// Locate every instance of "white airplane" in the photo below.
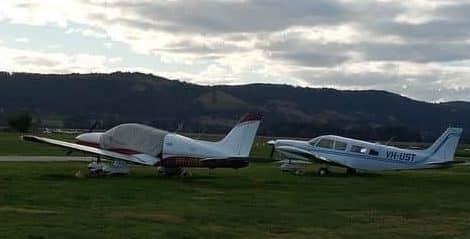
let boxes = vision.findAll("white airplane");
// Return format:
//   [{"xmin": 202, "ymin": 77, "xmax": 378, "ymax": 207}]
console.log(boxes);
[
  {"xmin": 23, "ymin": 112, "xmax": 262, "ymax": 176},
  {"xmin": 268, "ymin": 127, "xmax": 464, "ymax": 176}
]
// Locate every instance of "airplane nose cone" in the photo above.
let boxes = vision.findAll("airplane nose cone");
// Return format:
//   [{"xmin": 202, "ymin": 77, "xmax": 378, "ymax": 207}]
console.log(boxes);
[{"xmin": 76, "ymin": 132, "xmax": 102, "ymax": 144}]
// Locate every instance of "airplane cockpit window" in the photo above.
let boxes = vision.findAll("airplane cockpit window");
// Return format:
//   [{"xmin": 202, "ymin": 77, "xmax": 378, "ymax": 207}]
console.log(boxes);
[
  {"xmin": 334, "ymin": 141, "xmax": 348, "ymax": 151},
  {"xmin": 317, "ymin": 139, "xmax": 334, "ymax": 149},
  {"xmin": 351, "ymin": 145, "xmax": 368, "ymax": 154},
  {"xmin": 369, "ymin": 149, "xmax": 379, "ymax": 156}
]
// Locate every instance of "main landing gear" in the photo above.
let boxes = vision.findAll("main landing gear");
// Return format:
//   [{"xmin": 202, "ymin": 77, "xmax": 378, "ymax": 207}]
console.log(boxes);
[
  {"xmin": 87, "ymin": 156, "xmax": 130, "ymax": 176},
  {"xmin": 280, "ymin": 162, "xmax": 304, "ymax": 175},
  {"xmin": 157, "ymin": 167, "xmax": 192, "ymax": 177}
]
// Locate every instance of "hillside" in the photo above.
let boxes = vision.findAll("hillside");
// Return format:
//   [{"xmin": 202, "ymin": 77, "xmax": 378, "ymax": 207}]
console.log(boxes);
[{"xmin": 1, "ymin": 71, "xmax": 469, "ymax": 142}]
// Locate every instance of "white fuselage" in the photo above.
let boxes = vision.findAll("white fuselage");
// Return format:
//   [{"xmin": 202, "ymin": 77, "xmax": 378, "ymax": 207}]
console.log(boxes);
[
  {"xmin": 160, "ymin": 134, "xmax": 235, "ymax": 159},
  {"xmin": 77, "ymin": 132, "xmax": 235, "ymax": 159},
  {"xmin": 273, "ymin": 129, "xmax": 462, "ymax": 172}
]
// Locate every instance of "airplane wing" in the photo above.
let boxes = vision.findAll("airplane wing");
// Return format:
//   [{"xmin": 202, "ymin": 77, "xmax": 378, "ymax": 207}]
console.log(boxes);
[
  {"xmin": 276, "ymin": 145, "xmax": 350, "ymax": 168},
  {"xmin": 22, "ymin": 135, "xmax": 159, "ymax": 166}
]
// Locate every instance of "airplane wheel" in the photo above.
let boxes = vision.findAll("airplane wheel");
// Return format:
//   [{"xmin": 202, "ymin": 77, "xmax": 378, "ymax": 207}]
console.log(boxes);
[
  {"xmin": 294, "ymin": 169, "xmax": 304, "ymax": 175},
  {"xmin": 318, "ymin": 167, "xmax": 329, "ymax": 176}
]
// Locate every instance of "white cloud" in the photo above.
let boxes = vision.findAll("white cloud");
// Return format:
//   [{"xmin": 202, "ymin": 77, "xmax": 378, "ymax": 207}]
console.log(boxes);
[
  {"xmin": 0, "ymin": 46, "xmax": 115, "ymax": 73},
  {"xmin": 15, "ymin": 37, "xmax": 29, "ymax": 43},
  {"xmin": 1, "ymin": 0, "xmax": 470, "ymax": 101},
  {"xmin": 65, "ymin": 27, "xmax": 107, "ymax": 38}
]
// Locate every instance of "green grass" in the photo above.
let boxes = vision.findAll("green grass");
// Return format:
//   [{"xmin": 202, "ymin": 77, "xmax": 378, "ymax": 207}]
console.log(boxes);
[
  {"xmin": 1, "ymin": 163, "xmax": 470, "ymax": 238},
  {"xmin": 0, "ymin": 132, "xmax": 77, "ymax": 156},
  {"xmin": 2, "ymin": 132, "xmax": 470, "ymax": 238}
]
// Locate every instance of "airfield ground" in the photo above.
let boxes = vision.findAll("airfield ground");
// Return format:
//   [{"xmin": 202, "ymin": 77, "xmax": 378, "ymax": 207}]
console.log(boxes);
[{"xmin": 1, "ymin": 132, "xmax": 470, "ymax": 238}]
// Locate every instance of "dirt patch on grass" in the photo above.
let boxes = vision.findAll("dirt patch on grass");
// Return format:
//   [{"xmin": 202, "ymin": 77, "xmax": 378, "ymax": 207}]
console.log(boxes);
[{"xmin": 0, "ymin": 206, "xmax": 59, "ymax": 215}]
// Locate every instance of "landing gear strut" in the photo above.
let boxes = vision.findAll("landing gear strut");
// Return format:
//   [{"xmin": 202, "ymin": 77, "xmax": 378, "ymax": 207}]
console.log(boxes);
[
  {"xmin": 87, "ymin": 157, "xmax": 130, "ymax": 176},
  {"xmin": 157, "ymin": 167, "xmax": 192, "ymax": 177}
]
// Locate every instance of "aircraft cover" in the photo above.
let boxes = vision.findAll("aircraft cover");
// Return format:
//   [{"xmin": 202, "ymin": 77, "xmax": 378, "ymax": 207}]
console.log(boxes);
[{"xmin": 100, "ymin": 123, "xmax": 168, "ymax": 156}]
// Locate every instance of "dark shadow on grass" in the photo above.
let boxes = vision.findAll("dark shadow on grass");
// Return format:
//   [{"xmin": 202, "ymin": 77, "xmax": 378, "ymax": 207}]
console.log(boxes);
[
  {"xmin": 36, "ymin": 172, "xmax": 219, "ymax": 181},
  {"xmin": 302, "ymin": 171, "xmax": 382, "ymax": 178},
  {"xmin": 37, "ymin": 174, "xmax": 79, "ymax": 181}
]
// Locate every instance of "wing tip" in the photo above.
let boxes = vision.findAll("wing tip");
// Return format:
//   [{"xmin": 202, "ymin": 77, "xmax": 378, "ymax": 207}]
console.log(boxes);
[{"xmin": 21, "ymin": 135, "xmax": 40, "ymax": 142}]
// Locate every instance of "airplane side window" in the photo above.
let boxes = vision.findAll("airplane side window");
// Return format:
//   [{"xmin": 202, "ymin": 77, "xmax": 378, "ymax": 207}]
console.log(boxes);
[
  {"xmin": 334, "ymin": 141, "xmax": 348, "ymax": 151},
  {"xmin": 317, "ymin": 139, "xmax": 334, "ymax": 149},
  {"xmin": 369, "ymin": 149, "xmax": 379, "ymax": 156},
  {"xmin": 351, "ymin": 145, "xmax": 367, "ymax": 154}
]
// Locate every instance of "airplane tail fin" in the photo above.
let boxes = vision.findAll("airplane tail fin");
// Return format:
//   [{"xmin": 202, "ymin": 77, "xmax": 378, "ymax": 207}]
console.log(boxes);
[
  {"xmin": 424, "ymin": 127, "xmax": 463, "ymax": 163},
  {"xmin": 215, "ymin": 112, "xmax": 263, "ymax": 157}
]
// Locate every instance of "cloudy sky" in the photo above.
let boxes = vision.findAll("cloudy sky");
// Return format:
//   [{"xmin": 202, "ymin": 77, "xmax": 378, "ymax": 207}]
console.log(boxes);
[{"xmin": 1, "ymin": 0, "xmax": 470, "ymax": 102}]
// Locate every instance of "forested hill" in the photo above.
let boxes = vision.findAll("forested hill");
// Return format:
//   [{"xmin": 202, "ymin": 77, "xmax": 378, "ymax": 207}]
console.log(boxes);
[{"xmin": 1, "ymin": 71, "xmax": 469, "ymax": 142}]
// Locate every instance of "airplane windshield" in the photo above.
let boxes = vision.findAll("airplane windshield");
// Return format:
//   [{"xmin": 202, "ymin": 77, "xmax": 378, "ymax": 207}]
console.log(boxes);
[
  {"xmin": 317, "ymin": 139, "xmax": 334, "ymax": 149},
  {"xmin": 309, "ymin": 138, "xmax": 320, "ymax": 145}
]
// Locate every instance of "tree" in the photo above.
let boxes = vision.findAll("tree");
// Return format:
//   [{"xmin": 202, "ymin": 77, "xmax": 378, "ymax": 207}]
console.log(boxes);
[{"xmin": 8, "ymin": 109, "xmax": 32, "ymax": 132}]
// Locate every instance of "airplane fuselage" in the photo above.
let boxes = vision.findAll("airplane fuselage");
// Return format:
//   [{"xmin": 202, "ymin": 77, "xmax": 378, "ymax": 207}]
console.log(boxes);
[
  {"xmin": 76, "ymin": 132, "xmax": 248, "ymax": 169},
  {"xmin": 273, "ymin": 128, "xmax": 463, "ymax": 172}
]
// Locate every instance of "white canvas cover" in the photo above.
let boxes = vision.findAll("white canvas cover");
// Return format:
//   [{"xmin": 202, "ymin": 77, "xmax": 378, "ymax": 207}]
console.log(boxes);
[{"xmin": 100, "ymin": 123, "xmax": 168, "ymax": 156}]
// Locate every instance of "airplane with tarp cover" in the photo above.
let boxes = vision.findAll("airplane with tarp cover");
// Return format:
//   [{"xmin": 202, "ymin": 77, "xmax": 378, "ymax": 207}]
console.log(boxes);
[
  {"xmin": 23, "ymin": 112, "xmax": 263, "ymax": 176},
  {"xmin": 267, "ymin": 127, "xmax": 464, "ymax": 176}
]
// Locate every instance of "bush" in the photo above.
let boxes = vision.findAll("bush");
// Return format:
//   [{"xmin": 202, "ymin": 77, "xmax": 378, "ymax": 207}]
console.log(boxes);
[{"xmin": 8, "ymin": 109, "xmax": 32, "ymax": 132}]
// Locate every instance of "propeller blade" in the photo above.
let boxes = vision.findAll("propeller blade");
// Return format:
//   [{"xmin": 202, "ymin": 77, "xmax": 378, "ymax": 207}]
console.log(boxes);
[
  {"xmin": 269, "ymin": 146, "xmax": 275, "ymax": 159},
  {"xmin": 267, "ymin": 140, "xmax": 276, "ymax": 159}
]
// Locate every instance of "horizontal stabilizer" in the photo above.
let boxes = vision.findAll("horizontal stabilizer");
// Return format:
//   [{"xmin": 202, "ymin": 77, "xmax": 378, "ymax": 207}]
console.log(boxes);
[{"xmin": 276, "ymin": 159, "xmax": 312, "ymax": 165}]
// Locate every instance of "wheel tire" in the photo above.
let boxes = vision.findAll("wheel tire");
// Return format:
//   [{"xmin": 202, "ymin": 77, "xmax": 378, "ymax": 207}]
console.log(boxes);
[{"xmin": 318, "ymin": 168, "xmax": 329, "ymax": 176}]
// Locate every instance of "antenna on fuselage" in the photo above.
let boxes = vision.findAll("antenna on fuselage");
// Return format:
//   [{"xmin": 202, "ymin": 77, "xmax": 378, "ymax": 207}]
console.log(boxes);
[{"xmin": 384, "ymin": 136, "xmax": 395, "ymax": 146}]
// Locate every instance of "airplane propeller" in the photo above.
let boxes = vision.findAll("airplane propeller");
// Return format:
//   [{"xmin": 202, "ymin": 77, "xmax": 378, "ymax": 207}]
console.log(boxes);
[
  {"xmin": 65, "ymin": 121, "xmax": 99, "ymax": 156},
  {"xmin": 267, "ymin": 140, "xmax": 276, "ymax": 160},
  {"xmin": 87, "ymin": 121, "xmax": 99, "ymax": 133}
]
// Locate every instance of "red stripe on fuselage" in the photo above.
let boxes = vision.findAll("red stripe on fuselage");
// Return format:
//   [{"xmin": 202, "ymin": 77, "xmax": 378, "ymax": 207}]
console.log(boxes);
[
  {"xmin": 157, "ymin": 157, "xmax": 202, "ymax": 168},
  {"xmin": 158, "ymin": 156, "xmax": 249, "ymax": 169}
]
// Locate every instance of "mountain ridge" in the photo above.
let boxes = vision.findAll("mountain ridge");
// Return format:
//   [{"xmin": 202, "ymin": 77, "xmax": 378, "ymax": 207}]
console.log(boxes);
[{"xmin": 1, "ymin": 71, "xmax": 469, "ymax": 142}]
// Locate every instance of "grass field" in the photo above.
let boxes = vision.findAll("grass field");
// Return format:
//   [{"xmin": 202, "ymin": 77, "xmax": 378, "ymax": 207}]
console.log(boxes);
[
  {"xmin": 2, "ymin": 163, "xmax": 470, "ymax": 238},
  {"xmin": 2, "ymin": 132, "xmax": 470, "ymax": 238}
]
